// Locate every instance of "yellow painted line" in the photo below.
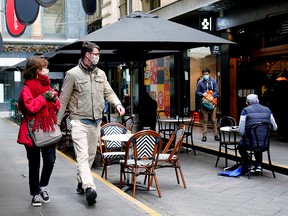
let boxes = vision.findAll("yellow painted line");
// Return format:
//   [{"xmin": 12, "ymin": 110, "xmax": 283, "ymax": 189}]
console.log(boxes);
[
  {"xmin": 57, "ymin": 150, "xmax": 161, "ymax": 216},
  {"xmin": 194, "ymin": 143, "xmax": 288, "ymax": 169}
]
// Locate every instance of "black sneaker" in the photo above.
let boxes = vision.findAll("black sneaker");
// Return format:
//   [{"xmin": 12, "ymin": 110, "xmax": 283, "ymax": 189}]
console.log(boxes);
[
  {"xmin": 40, "ymin": 190, "xmax": 50, "ymax": 203},
  {"xmin": 76, "ymin": 182, "xmax": 85, "ymax": 195},
  {"xmin": 249, "ymin": 166, "xmax": 255, "ymax": 174},
  {"xmin": 31, "ymin": 194, "xmax": 42, "ymax": 207},
  {"xmin": 202, "ymin": 136, "xmax": 207, "ymax": 142},
  {"xmin": 86, "ymin": 188, "xmax": 97, "ymax": 206},
  {"xmin": 255, "ymin": 166, "xmax": 263, "ymax": 175},
  {"xmin": 214, "ymin": 136, "xmax": 220, "ymax": 141}
]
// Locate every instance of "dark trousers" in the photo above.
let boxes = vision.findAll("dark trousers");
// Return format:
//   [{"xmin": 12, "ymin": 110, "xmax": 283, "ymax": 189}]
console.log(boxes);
[
  {"xmin": 238, "ymin": 140, "xmax": 262, "ymax": 168},
  {"xmin": 25, "ymin": 144, "xmax": 56, "ymax": 196}
]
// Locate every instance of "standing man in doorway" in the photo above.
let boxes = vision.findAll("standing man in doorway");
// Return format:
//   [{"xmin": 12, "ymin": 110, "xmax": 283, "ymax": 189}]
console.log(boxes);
[
  {"xmin": 57, "ymin": 41, "xmax": 125, "ymax": 206},
  {"xmin": 196, "ymin": 68, "xmax": 220, "ymax": 142}
]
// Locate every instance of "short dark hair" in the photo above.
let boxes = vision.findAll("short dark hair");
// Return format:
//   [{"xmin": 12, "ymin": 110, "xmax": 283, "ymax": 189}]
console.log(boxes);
[
  {"xmin": 202, "ymin": 68, "xmax": 210, "ymax": 74},
  {"xmin": 81, "ymin": 41, "xmax": 100, "ymax": 58},
  {"xmin": 22, "ymin": 57, "xmax": 48, "ymax": 80}
]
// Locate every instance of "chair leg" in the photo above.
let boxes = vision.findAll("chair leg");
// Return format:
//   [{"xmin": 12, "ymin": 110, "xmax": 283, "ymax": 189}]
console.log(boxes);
[
  {"xmin": 215, "ymin": 144, "xmax": 222, "ymax": 167},
  {"xmin": 101, "ymin": 160, "xmax": 108, "ymax": 180},
  {"xmin": 225, "ymin": 145, "xmax": 228, "ymax": 167},
  {"xmin": 234, "ymin": 144, "xmax": 238, "ymax": 164},
  {"xmin": 174, "ymin": 167, "xmax": 180, "ymax": 184},
  {"xmin": 267, "ymin": 150, "xmax": 276, "ymax": 178},
  {"xmin": 186, "ymin": 136, "xmax": 188, "ymax": 154},
  {"xmin": 132, "ymin": 174, "xmax": 137, "ymax": 198},
  {"xmin": 152, "ymin": 171, "xmax": 162, "ymax": 198},
  {"xmin": 119, "ymin": 164, "xmax": 123, "ymax": 189},
  {"xmin": 248, "ymin": 151, "xmax": 253, "ymax": 179},
  {"xmin": 177, "ymin": 160, "xmax": 187, "ymax": 188},
  {"xmin": 186, "ymin": 134, "xmax": 196, "ymax": 155}
]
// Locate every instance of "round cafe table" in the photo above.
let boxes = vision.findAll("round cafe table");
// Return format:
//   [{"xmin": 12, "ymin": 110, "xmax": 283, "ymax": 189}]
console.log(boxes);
[
  {"xmin": 157, "ymin": 117, "xmax": 192, "ymax": 124},
  {"xmin": 101, "ymin": 133, "xmax": 133, "ymax": 142},
  {"xmin": 216, "ymin": 126, "xmax": 240, "ymax": 168}
]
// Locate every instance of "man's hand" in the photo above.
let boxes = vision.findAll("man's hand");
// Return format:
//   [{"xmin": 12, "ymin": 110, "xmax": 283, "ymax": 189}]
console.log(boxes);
[
  {"xmin": 116, "ymin": 105, "xmax": 125, "ymax": 116},
  {"xmin": 203, "ymin": 92, "xmax": 207, "ymax": 97}
]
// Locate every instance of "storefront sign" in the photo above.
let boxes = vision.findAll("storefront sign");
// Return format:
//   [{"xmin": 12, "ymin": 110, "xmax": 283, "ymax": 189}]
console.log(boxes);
[
  {"xmin": 5, "ymin": 0, "xmax": 26, "ymax": 37},
  {"xmin": 200, "ymin": 17, "xmax": 212, "ymax": 31}
]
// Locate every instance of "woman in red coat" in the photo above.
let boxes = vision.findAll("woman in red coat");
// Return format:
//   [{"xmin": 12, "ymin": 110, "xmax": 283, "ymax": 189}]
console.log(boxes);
[{"xmin": 17, "ymin": 57, "xmax": 60, "ymax": 207}]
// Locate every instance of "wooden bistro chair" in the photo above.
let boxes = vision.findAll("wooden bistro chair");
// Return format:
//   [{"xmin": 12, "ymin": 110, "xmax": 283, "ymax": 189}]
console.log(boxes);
[
  {"xmin": 246, "ymin": 122, "xmax": 275, "ymax": 179},
  {"xmin": 100, "ymin": 122, "xmax": 128, "ymax": 180},
  {"xmin": 119, "ymin": 130, "xmax": 162, "ymax": 198},
  {"xmin": 156, "ymin": 124, "xmax": 187, "ymax": 188},
  {"xmin": 215, "ymin": 116, "xmax": 238, "ymax": 167}
]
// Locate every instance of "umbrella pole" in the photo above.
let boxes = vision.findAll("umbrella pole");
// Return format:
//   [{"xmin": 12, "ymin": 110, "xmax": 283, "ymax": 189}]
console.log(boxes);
[{"xmin": 129, "ymin": 62, "xmax": 134, "ymax": 115}]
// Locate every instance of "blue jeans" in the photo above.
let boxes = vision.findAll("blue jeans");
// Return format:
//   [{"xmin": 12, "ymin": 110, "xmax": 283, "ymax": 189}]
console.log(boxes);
[{"xmin": 25, "ymin": 144, "xmax": 56, "ymax": 196}]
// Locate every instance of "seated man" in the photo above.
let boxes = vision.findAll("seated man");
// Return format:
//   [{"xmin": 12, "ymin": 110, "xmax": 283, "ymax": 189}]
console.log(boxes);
[{"xmin": 238, "ymin": 94, "xmax": 277, "ymax": 175}]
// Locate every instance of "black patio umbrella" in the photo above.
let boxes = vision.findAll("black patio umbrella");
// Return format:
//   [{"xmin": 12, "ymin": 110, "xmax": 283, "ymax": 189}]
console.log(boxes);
[
  {"xmin": 6, "ymin": 49, "xmax": 180, "ymax": 72},
  {"xmin": 57, "ymin": 11, "xmax": 235, "ymax": 114},
  {"xmin": 57, "ymin": 11, "xmax": 234, "ymax": 56}
]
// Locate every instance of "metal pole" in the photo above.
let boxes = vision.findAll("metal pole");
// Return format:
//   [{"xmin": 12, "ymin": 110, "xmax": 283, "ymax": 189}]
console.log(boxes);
[{"xmin": 129, "ymin": 62, "xmax": 134, "ymax": 115}]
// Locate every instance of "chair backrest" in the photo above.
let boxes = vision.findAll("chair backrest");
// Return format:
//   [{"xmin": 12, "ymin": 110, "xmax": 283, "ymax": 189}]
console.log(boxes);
[
  {"xmin": 219, "ymin": 116, "xmax": 237, "ymax": 128},
  {"xmin": 246, "ymin": 122, "xmax": 272, "ymax": 152},
  {"xmin": 123, "ymin": 115, "xmax": 134, "ymax": 131},
  {"xmin": 157, "ymin": 110, "xmax": 170, "ymax": 118},
  {"xmin": 162, "ymin": 125, "xmax": 186, "ymax": 157},
  {"xmin": 156, "ymin": 110, "xmax": 171, "ymax": 133},
  {"xmin": 124, "ymin": 130, "xmax": 162, "ymax": 165},
  {"xmin": 218, "ymin": 116, "xmax": 237, "ymax": 142},
  {"xmin": 100, "ymin": 122, "xmax": 128, "ymax": 149},
  {"xmin": 178, "ymin": 114, "xmax": 194, "ymax": 133}
]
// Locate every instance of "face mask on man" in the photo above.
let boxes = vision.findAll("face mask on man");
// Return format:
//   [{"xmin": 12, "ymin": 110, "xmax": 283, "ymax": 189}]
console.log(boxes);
[
  {"xmin": 202, "ymin": 74, "xmax": 209, "ymax": 80},
  {"xmin": 92, "ymin": 56, "xmax": 99, "ymax": 65}
]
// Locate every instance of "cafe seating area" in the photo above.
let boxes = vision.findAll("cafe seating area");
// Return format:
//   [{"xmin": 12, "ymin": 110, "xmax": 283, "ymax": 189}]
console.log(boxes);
[{"xmin": 56, "ymin": 112, "xmax": 278, "ymax": 199}]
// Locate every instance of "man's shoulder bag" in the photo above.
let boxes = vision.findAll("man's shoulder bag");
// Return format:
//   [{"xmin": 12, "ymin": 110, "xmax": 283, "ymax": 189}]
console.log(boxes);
[
  {"xmin": 201, "ymin": 90, "xmax": 217, "ymax": 110},
  {"xmin": 201, "ymin": 97, "xmax": 215, "ymax": 110}
]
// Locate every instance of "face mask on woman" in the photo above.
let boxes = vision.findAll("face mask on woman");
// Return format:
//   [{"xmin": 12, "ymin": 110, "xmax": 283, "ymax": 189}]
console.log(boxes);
[{"xmin": 42, "ymin": 68, "xmax": 49, "ymax": 76}]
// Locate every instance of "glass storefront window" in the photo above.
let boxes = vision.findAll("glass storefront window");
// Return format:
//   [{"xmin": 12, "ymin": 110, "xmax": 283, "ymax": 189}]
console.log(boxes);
[
  {"xmin": 142, "ymin": 0, "xmax": 177, "ymax": 12},
  {"xmin": 43, "ymin": 0, "xmax": 65, "ymax": 37},
  {"xmin": 187, "ymin": 47, "xmax": 220, "ymax": 112}
]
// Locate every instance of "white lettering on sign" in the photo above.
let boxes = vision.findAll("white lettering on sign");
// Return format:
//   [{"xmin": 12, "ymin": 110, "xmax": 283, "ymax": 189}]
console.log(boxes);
[
  {"xmin": 201, "ymin": 17, "xmax": 212, "ymax": 31},
  {"xmin": 14, "ymin": 12, "xmax": 19, "ymax": 30}
]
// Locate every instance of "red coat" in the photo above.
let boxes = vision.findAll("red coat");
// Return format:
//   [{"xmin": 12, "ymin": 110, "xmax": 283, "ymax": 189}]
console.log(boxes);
[{"xmin": 17, "ymin": 85, "xmax": 60, "ymax": 147}]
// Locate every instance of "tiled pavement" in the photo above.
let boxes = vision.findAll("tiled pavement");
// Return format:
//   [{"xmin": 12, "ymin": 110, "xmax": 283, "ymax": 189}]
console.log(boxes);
[{"xmin": 1, "ymin": 113, "xmax": 288, "ymax": 216}]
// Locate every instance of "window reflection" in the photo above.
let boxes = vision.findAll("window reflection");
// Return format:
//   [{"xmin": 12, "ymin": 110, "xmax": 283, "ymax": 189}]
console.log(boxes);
[{"xmin": 43, "ymin": 0, "xmax": 65, "ymax": 36}]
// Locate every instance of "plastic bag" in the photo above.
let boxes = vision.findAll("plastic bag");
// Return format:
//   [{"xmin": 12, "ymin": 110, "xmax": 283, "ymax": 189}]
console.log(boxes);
[{"xmin": 217, "ymin": 165, "xmax": 242, "ymax": 177}]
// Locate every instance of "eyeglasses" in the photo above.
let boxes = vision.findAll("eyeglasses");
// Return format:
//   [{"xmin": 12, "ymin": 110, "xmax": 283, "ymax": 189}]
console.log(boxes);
[{"xmin": 90, "ymin": 52, "xmax": 100, "ymax": 56}]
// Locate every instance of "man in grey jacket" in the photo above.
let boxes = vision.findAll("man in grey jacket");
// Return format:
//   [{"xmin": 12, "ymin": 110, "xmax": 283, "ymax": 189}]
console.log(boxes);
[{"xmin": 57, "ymin": 41, "xmax": 125, "ymax": 206}]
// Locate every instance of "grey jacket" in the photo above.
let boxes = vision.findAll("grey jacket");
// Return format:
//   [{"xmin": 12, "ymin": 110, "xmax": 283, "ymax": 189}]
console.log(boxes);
[{"xmin": 57, "ymin": 62, "xmax": 122, "ymax": 123}]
